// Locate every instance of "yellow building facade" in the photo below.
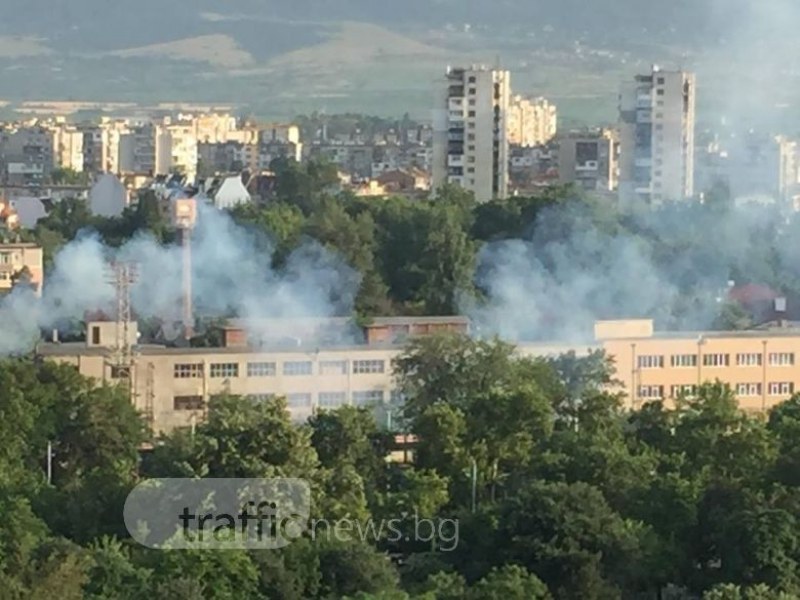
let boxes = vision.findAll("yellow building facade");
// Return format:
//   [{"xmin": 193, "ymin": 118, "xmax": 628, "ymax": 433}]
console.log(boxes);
[{"xmin": 36, "ymin": 318, "xmax": 800, "ymax": 435}]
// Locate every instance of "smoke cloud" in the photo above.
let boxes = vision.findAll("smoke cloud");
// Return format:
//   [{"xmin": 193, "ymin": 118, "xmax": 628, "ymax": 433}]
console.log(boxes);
[
  {"xmin": 465, "ymin": 199, "xmax": 790, "ymax": 342},
  {"xmin": 0, "ymin": 203, "xmax": 360, "ymax": 355}
]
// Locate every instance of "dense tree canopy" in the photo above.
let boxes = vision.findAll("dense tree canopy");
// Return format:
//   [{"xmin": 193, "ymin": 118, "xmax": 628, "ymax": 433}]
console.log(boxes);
[{"xmin": 2, "ymin": 333, "xmax": 800, "ymax": 597}]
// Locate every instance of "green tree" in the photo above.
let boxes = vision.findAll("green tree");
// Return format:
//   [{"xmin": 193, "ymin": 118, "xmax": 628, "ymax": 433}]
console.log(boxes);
[
  {"xmin": 304, "ymin": 199, "xmax": 391, "ymax": 315},
  {"xmin": 467, "ymin": 565, "xmax": 551, "ymax": 600},
  {"xmin": 416, "ymin": 204, "xmax": 476, "ymax": 315}
]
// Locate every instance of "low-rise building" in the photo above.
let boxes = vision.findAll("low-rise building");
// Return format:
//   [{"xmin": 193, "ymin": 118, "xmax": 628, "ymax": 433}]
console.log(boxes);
[
  {"xmin": 0, "ymin": 242, "xmax": 43, "ymax": 296},
  {"xmin": 37, "ymin": 317, "xmax": 800, "ymax": 435}
]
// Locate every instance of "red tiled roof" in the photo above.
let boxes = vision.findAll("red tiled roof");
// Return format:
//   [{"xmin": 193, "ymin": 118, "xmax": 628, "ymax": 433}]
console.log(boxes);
[{"xmin": 729, "ymin": 284, "xmax": 780, "ymax": 304}]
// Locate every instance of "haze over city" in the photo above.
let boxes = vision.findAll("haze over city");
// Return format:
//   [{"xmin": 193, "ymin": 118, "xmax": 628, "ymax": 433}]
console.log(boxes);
[{"xmin": 2, "ymin": 2, "xmax": 800, "ymax": 599}]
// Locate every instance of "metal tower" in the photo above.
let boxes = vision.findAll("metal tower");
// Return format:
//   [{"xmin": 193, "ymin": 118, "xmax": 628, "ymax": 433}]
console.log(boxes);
[{"xmin": 106, "ymin": 260, "xmax": 137, "ymax": 384}]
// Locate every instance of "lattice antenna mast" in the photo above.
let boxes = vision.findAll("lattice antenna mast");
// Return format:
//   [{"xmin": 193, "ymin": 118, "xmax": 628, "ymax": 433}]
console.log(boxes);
[{"xmin": 106, "ymin": 260, "xmax": 138, "ymax": 376}]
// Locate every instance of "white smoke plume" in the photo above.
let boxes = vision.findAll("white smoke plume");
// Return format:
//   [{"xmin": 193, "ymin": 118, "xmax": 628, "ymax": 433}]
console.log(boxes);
[
  {"xmin": 466, "ymin": 199, "xmax": 789, "ymax": 342},
  {"xmin": 0, "ymin": 203, "xmax": 360, "ymax": 354}
]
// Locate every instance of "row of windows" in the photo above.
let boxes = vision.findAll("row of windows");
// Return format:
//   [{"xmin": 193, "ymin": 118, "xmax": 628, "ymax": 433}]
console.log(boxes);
[
  {"xmin": 173, "ymin": 359, "xmax": 387, "ymax": 379},
  {"xmin": 636, "ymin": 382, "xmax": 795, "ymax": 401},
  {"xmin": 638, "ymin": 352, "xmax": 796, "ymax": 369},
  {"xmin": 173, "ymin": 390, "xmax": 387, "ymax": 411}
]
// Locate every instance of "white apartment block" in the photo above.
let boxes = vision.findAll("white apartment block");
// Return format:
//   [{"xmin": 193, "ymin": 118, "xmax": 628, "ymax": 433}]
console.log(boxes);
[
  {"xmin": 155, "ymin": 119, "xmax": 199, "ymax": 181},
  {"xmin": 50, "ymin": 126, "xmax": 85, "ymax": 172},
  {"xmin": 507, "ymin": 95, "xmax": 557, "ymax": 147},
  {"xmin": 619, "ymin": 67, "xmax": 696, "ymax": 205},
  {"xmin": 433, "ymin": 66, "xmax": 510, "ymax": 201}
]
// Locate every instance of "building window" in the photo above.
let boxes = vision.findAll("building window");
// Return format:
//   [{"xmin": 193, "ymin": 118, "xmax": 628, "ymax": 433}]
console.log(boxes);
[
  {"xmin": 91, "ymin": 326, "xmax": 101, "ymax": 345},
  {"xmin": 769, "ymin": 353, "xmax": 795, "ymax": 366},
  {"xmin": 284, "ymin": 361, "xmax": 313, "ymax": 376},
  {"xmin": 174, "ymin": 363, "xmax": 203, "ymax": 378},
  {"xmin": 469, "ymin": 99, "xmax": 476, "ymax": 106},
  {"xmin": 468, "ymin": 76, "xmax": 476, "ymax": 83},
  {"xmin": 638, "ymin": 385, "xmax": 664, "ymax": 400},
  {"xmin": 769, "ymin": 382, "xmax": 794, "ymax": 396},
  {"xmin": 736, "ymin": 383, "xmax": 762, "ymax": 397},
  {"xmin": 247, "ymin": 362, "xmax": 276, "ymax": 377},
  {"xmin": 657, "ymin": 89, "xmax": 665, "ymax": 96},
  {"xmin": 671, "ymin": 354, "xmax": 697, "ymax": 368},
  {"xmin": 657, "ymin": 77, "xmax": 665, "ymax": 84},
  {"xmin": 319, "ymin": 392, "xmax": 347, "ymax": 408},
  {"xmin": 210, "ymin": 363, "xmax": 239, "ymax": 378},
  {"xmin": 0, "ymin": 252, "xmax": 10, "ymax": 265},
  {"xmin": 468, "ymin": 145, "xmax": 475, "ymax": 151},
  {"xmin": 736, "ymin": 353, "xmax": 763, "ymax": 367},
  {"xmin": 671, "ymin": 384, "xmax": 697, "ymax": 398},
  {"xmin": 287, "ymin": 393, "xmax": 312, "ymax": 408},
  {"xmin": 110, "ymin": 365, "xmax": 130, "ymax": 379},
  {"xmin": 468, "ymin": 110, "xmax": 476, "ymax": 117},
  {"xmin": 467, "ymin": 167, "xmax": 475, "ymax": 173},
  {"xmin": 320, "ymin": 360, "xmax": 347, "ymax": 375},
  {"xmin": 353, "ymin": 390, "xmax": 385, "ymax": 406},
  {"xmin": 353, "ymin": 360, "xmax": 385, "ymax": 374},
  {"xmin": 468, "ymin": 88, "xmax": 476, "ymax": 95},
  {"xmin": 703, "ymin": 354, "xmax": 730, "ymax": 367},
  {"xmin": 637, "ymin": 355, "xmax": 664, "ymax": 369},
  {"xmin": 174, "ymin": 395, "xmax": 204, "ymax": 410}
]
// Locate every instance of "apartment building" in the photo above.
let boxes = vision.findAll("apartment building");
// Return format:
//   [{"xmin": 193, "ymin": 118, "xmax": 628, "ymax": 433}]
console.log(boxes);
[
  {"xmin": 0, "ymin": 126, "xmax": 54, "ymax": 185},
  {"xmin": 432, "ymin": 65, "xmax": 511, "ymax": 201},
  {"xmin": 118, "ymin": 123, "xmax": 157, "ymax": 175},
  {"xmin": 507, "ymin": 95, "xmax": 557, "ymax": 147},
  {"xmin": 50, "ymin": 125, "xmax": 85, "ymax": 173},
  {"xmin": 557, "ymin": 129, "xmax": 620, "ymax": 192},
  {"xmin": 619, "ymin": 67, "xmax": 696, "ymax": 206},
  {"xmin": 155, "ymin": 119, "xmax": 199, "ymax": 181},
  {"xmin": 0, "ymin": 242, "xmax": 43, "ymax": 296}
]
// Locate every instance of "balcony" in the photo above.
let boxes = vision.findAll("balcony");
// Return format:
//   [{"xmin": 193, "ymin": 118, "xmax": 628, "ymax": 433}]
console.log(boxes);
[
  {"xmin": 448, "ymin": 86, "xmax": 465, "ymax": 97},
  {"xmin": 448, "ymin": 98, "xmax": 465, "ymax": 111},
  {"xmin": 448, "ymin": 154, "xmax": 464, "ymax": 166}
]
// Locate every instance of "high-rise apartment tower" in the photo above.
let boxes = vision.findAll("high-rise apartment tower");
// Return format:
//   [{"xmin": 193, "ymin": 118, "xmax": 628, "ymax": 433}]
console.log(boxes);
[
  {"xmin": 619, "ymin": 67, "xmax": 696, "ymax": 205},
  {"xmin": 432, "ymin": 66, "xmax": 510, "ymax": 201}
]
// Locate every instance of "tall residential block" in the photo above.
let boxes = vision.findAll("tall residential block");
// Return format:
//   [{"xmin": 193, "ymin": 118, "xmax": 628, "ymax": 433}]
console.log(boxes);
[
  {"xmin": 619, "ymin": 67, "xmax": 696, "ymax": 205},
  {"xmin": 507, "ymin": 95, "xmax": 557, "ymax": 147},
  {"xmin": 432, "ymin": 66, "xmax": 510, "ymax": 201}
]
